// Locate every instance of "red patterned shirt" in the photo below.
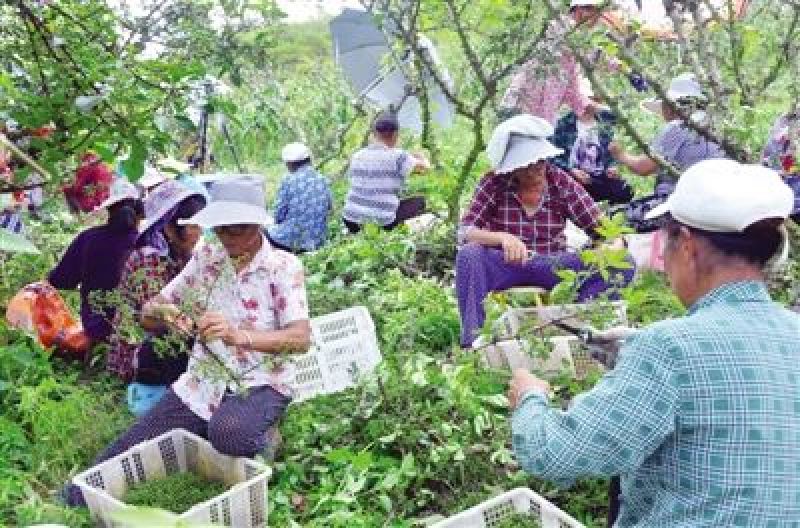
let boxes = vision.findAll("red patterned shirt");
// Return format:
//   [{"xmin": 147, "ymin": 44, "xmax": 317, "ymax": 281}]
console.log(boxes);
[{"xmin": 459, "ymin": 164, "xmax": 602, "ymax": 254}]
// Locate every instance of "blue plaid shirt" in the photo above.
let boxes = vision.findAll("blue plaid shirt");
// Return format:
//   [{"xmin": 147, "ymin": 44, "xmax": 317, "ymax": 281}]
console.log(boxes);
[
  {"xmin": 267, "ymin": 165, "xmax": 332, "ymax": 252},
  {"xmin": 513, "ymin": 281, "xmax": 800, "ymax": 527}
]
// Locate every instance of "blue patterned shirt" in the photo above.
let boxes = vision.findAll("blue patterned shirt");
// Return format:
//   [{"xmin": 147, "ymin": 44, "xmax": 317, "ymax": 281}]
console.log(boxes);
[
  {"xmin": 513, "ymin": 281, "xmax": 800, "ymax": 527},
  {"xmin": 267, "ymin": 165, "xmax": 332, "ymax": 252}
]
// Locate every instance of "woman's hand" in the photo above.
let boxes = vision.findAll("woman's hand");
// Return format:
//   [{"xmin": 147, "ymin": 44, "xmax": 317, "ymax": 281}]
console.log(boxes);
[
  {"xmin": 143, "ymin": 301, "xmax": 193, "ymax": 334},
  {"xmin": 501, "ymin": 233, "xmax": 529, "ymax": 264},
  {"xmin": 570, "ymin": 168, "xmax": 591, "ymax": 185},
  {"xmin": 608, "ymin": 141, "xmax": 624, "ymax": 161},
  {"xmin": 197, "ymin": 311, "xmax": 240, "ymax": 346},
  {"xmin": 508, "ymin": 368, "xmax": 550, "ymax": 410}
]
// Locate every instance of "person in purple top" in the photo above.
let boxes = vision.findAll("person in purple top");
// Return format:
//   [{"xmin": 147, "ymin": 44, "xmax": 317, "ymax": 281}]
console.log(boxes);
[{"xmin": 48, "ymin": 179, "xmax": 144, "ymax": 347}]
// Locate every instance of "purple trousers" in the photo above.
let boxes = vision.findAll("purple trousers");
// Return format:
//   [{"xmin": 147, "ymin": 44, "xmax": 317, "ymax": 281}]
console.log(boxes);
[{"xmin": 456, "ymin": 243, "xmax": 635, "ymax": 347}]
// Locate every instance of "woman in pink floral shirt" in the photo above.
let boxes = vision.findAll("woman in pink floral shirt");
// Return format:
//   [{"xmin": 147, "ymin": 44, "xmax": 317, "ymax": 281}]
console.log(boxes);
[
  {"xmin": 500, "ymin": 1, "xmax": 610, "ymax": 124},
  {"xmin": 66, "ymin": 177, "xmax": 311, "ymax": 507}
]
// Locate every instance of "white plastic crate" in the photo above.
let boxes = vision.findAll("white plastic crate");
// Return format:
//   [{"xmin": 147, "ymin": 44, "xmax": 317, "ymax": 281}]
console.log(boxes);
[
  {"xmin": 432, "ymin": 487, "xmax": 585, "ymax": 528},
  {"xmin": 72, "ymin": 429, "xmax": 271, "ymax": 528},
  {"xmin": 476, "ymin": 335, "xmax": 601, "ymax": 380},
  {"xmin": 291, "ymin": 305, "xmax": 382, "ymax": 403}
]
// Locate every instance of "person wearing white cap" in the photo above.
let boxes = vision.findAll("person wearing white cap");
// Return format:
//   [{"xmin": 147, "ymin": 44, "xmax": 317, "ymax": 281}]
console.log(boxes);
[
  {"xmin": 509, "ymin": 159, "xmax": 800, "ymax": 526},
  {"xmin": 63, "ymin": 176, "xmax": 312, "ymax": 507},
  {"xmin": 48, "ymin": 179, "xmax": 144, "ymax": 347},
  {"xmin": 456, "ymin": 114, "xmax": 634, "ymax": 347},
  {"xmin": 610, "ymin": 73, "xmax": 726, "ymax": 193},
  {"xmin": 107, "ymin": 180, "xmax": 207, "ymax": 416},
  {"xmin": 266, "ymin": 142, "xmax": 332, "ymax": 253}
]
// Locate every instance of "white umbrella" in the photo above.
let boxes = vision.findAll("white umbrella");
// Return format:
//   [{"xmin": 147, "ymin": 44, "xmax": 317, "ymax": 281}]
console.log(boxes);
[{"xmin": 330, "ymin": 8, "xmax": 454, "ymax": 134}]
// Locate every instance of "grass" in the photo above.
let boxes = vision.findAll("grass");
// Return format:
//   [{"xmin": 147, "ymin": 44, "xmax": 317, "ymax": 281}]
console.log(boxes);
[{"xmin": 122, "ymin": 472, "xmax": 229, "ymax": 513}]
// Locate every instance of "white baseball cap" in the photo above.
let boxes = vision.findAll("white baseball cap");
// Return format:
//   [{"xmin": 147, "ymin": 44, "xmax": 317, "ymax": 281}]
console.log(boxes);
[
  {"xmin": 281, "ymin": 142, "xmax": 312, "ymax": 163},
  {"xmin": 641, "ymin": 73, "xmax": 707, "ymax": 115},
  {"xmin": 570, "ymin": 0, "xmax": 605, "ymax": 8},
  {"xmin": 645, "ymin": 159, "xmax": 794, "ymax": 232},
  {"xmin": 487, "ymin": 114, "xmax": 563, "ymax": 174}
]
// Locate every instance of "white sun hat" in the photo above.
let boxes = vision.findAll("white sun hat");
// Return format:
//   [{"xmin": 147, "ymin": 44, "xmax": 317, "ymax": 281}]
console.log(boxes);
[
  {"xmin": 96, "ymin": 178, "xmax": 140, "ymax": 210},
  {"xmin": 281, "ymin": 142, "xmax": 312, "ymax": 163},
  {"xmin": 645, "ymin": 159, "xmax": 793, "ymax": 232},
  {"xmin": 138, "ymin": 165, "xmax": 171, "ymax": 189},
  {"xmin": 641, "ymin": 72, "xmax": 707, "ymax": 115},
  {"xmin": 139, "ymin": 179, "xmax": 206, "ymax": 235},
  {"xmin": 179, "ymin": 175, "xmax": 270, "ymax": 228},
  {"xmin": 487, "ymin": 114, "xmax": 563, "ymax": 174}
]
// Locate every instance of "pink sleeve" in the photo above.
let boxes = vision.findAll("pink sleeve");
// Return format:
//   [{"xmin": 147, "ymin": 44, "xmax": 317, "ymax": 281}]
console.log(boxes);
[{"xmin": 562, "ymin": 52, "xmax": 590, "ymax": 116}]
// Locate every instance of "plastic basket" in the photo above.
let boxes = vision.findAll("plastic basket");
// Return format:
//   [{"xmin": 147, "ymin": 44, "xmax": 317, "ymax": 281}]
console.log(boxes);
[
  {"xmin": 72, "ymin": 429, "xmax": 271, "ymax": 528},
  {"xmin": 476, "ymin": 335, "xmax": 600, "ymax": 379},
  {"xmin": 291, "ymin": 305, "xmax": 382, "ymax": 403},
  {"xmin": 432, "ymin": 487, "xmax": 585, "ymax": 528}
]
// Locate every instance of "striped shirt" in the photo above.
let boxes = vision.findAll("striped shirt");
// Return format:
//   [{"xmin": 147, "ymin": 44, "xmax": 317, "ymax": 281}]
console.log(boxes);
[
  {"xmin": 512, "ymin": 281, "xmax": 800, "ymax": 526},
  {"xmin": 652, "ymin": 120, "xmax": 726, "ymax": 184},
  {"xmin": 343, "ymin": 144, "xmax": 416, "ymax": 226}
]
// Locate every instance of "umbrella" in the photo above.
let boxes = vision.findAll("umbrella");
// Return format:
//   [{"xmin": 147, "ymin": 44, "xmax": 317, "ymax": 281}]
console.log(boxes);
[
  {"xmin": 330, "ymin": 8, "xmax": 454, "ymax": 134},
  {"xmin": 0, "ymin": 227, "xmax": 40, "ymax": 254}
]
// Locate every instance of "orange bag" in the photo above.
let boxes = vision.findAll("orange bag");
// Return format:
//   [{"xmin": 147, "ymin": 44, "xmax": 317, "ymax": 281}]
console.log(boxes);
[{"xmin": 6, "ymin": 282, "xmax": 90, "ymax": 357}]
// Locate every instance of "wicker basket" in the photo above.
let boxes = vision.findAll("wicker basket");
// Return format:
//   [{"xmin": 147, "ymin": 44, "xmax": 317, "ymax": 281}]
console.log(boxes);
[
  {"xmin": 431, "ymin": 487, "xmax": 585, "ymax": 528},
  {"xmin": 72, "ymin": 429, "xmax": 271, "ymax": 528}
]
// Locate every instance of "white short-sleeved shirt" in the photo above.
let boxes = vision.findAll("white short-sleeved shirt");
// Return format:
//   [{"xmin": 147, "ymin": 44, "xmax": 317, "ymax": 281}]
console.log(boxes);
[{"xmin": 162, "ymin": 237, "xmax": 309, "ymax": 420}]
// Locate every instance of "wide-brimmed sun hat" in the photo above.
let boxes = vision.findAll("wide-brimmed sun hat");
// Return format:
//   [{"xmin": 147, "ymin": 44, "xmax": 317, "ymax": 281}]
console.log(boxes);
[
  {"xmin": 139, "ymin": 179, "xmax": 206, "ymax": 235},
  {"xmin": 641, "ymin": 72, "xmax": 707, "ymax": 116},
  {"xmin": 179, "ymin": 175, "xmax": 270, "ymax": 228},
  {"xmin": 96, "ymin": 178, "xmax": 140, "ymax": 210},
  {"xmin": 487, "ymin": 114, "xmax": 563, "ymax": 174},
  {"xmin": 138, "ymin": 165, "xmax": 171, "ymax": 189},
  {"xmin": 645, "ymin": 159, "xmax": 793, "ymax": 232},
  {"xmin": 281, "ymin": 142, "xmax": 312, "ymax": 163}
]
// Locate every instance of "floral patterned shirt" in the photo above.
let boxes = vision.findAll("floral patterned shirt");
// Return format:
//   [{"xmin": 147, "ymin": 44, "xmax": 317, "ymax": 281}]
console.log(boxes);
[{"xmin": 163, "ymin": 237, "xmax": 309, "ymax": 420}]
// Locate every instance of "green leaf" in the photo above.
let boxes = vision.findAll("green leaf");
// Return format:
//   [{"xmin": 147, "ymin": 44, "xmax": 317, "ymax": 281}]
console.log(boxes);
[{"xmin": 121, "ymin": 140, "xmax": 147, "ymax": 182}]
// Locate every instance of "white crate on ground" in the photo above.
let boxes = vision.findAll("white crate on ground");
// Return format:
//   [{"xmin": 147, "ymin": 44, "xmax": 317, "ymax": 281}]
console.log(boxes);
[
  {"xmin": 432, "ymin": 487, "xmax": 585, "ymax": 528},
  {"xmin": 72, "ymin": 429, "xmax": 271, "ymax": 528},
  {"xmin": 291, "ymin": 305, "xmax": 382, "ymax": 403},
  {"xmin": 475, "ymin": 335, "xmax": 600, "ymax": 379}
]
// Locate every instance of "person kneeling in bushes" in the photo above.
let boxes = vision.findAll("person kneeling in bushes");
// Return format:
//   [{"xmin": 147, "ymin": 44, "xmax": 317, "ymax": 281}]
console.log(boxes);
[{"xmin": 65, "ymin": 177, "xmax": 311, "ymax": 507}]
